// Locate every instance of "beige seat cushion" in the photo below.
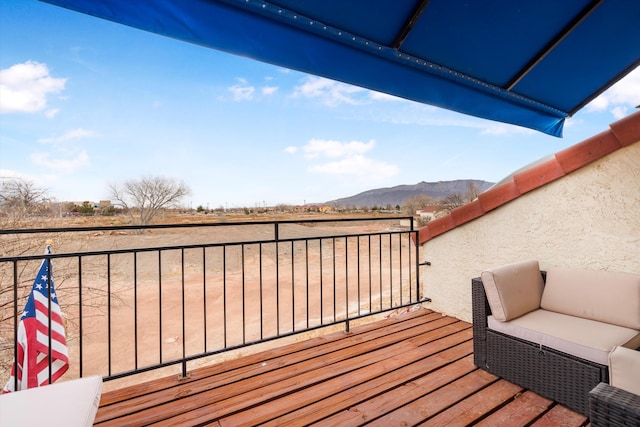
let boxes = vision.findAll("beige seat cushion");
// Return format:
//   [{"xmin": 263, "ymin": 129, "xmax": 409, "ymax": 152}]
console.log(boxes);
[
  {"xmin": 541, "ymin": 267, "xmax": 640, "ymax": 329},
  {"xmin": 488, "ymin": 309, "xmax": 640, "ymax": 365},
  {"xmin": 609, "ymin": 346, "xmax": 640, "ymax": 395},
  {"xmin": 481, "ymin": 260, "xmax": 544, "ymax": 322}
]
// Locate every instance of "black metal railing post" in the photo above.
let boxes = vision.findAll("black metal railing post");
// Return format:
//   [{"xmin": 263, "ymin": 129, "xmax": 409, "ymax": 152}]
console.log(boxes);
[
  {"xmin": 180, "ymin": 248, "xmax": 187, "ymax": 378},
  {"xmin": 202, "ymin": 247, "xmax": 207, "ymax": 353},
  {"xmin": 12, "ymin": 261, "xmax": 18, "ymax": 392},
  {"xmin": 275, "ymin": 222, "xmax": 280, "ymax": 335},
  {"xmin": 345, "ymin": 237, "xmax": 349, "ymax": 333},
  {"xmin": 79, "ymin": 256, "xmax": 84, "ymax": 377},
  {"xmin": 107, "ymin": 254, "xmax": 112, "ymax": 377},
  {"xmin": 133, "ymin": 252, "xmax": 139, "ymax": 370},
  {"xmin": 158, "ymin": 251, "xmax": 163, "ymax": 364}
]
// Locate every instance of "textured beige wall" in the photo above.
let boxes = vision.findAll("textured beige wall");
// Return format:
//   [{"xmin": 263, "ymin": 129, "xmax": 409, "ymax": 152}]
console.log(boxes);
[{"xmin": 421, "ymin": 141, "xmax": 640, "ymax": 322}]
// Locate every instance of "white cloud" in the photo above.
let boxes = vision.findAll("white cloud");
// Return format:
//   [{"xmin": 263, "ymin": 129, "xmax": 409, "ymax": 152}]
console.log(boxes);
[
  {"xmin": 25, "ymin": 128, "xmax": 96, "ymax": 176},
  {"xmin": 228, "ymin": 78, "xmax": 255, "ymax": 101},
  {"xmin": 302, "ymin": 139, "xmax": 375, "ymax": 159},
  {"xmin": 369, "ymin": 91, "xmax": 404, "ymax": 102},
  {"xmin": 293, "ymin": 138, "xmax": 397, "ymax": 181},
  {"xmin": 0, "ymin": 169, "xmax": 29, "ymax": 180},
  {"xmin": 262, "ymin": 86, "xmax": 278, "ymax": 96},
  {"xmin": 563, "ymin": 116, "xmax": 582, "ymax": 129},
  {"xmin": 611, "ymin": 106, "xmax": 630, "ymax": 120},
  {"xmin": 293, "ymin": 76, "xmax": 413, "ymax": 107},
  {"xmin": 284, "ymin": 146, "xmax": 298, "ymax": 154},
  {"xmin": 366, "ymin": 102, "xmax": 538, "ymax": 136},
  {"xmin": 293, "ymin": 77, "xmax": 365, "ymax": 106},
  {"xmin": 38, "ymin": 128, "xmax": 97, "ymax": 144},
  {"xmin": 0, "ymin": 169, "xmax": 61, "ymax": 193},
  {"xmin": 31, "ymin": 149, "xmax": 90, "ymax": 173},
  {"xmin": 587, "ymin": 67, "xmax": 640, "ymax": 116},
  {"xmin": 480, "ymin": 123, "xmax": 535, "ymax": 136},
  {"xmin": 45, "ymin": 108, "xmax": 60, "ymax": 119},
  {"xmin": 309, "ymin": 155, "xmax": 398, "ymax": 180},
  {"xmin": 0, "ymin": 61, "xmax": 66, "ymax": 114}
]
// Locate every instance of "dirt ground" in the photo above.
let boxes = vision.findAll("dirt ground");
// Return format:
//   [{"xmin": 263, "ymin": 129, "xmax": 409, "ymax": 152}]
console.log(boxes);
[{"xmin": 0, "ymin": 213, "xmax": 421, "ymax": 392}]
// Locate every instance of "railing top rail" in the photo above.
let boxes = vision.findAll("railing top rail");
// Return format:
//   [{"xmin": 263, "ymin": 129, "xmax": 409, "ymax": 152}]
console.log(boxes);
[
  {"xmin": 0, "ymin": 215, "xmax": 413, "ymax": 235},
  {"xmin": 0, "ymin": 228, "xmax": 418, "ymax": 263}
]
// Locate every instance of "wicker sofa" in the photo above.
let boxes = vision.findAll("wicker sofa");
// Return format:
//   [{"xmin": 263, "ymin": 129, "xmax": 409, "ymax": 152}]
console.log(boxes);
[{"xmin": 472, "ymin": 260, "xmax": 640, "ymax": 417}]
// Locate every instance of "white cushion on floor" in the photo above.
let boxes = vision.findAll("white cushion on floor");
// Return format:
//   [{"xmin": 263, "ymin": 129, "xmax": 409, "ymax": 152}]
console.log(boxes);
[{"xmin": 0, "ymin": 375, "xmax": 102, "ymax": 427}]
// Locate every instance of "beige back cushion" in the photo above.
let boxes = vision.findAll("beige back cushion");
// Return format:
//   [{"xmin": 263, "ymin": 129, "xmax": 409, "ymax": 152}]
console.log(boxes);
[
  {"xmin": 541, "ymin": 268, "xmax": 640, "ymax": 329},
  {"xmin": 609, "ymin": 346, "xmax": 640, "ymax": 395},
  {"xmin": 481, "ymin": 260, "xmax": 544, "ymax": 322}
]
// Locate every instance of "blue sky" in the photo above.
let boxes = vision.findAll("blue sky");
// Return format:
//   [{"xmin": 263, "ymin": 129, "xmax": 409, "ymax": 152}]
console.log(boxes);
[{"xmin": 1, "ymin": 1, "xmax": 638, "ymax": 209}]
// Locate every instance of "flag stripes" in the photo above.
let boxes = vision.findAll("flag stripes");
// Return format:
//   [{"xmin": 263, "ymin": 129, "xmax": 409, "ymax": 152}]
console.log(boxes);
[{"xmin": 3, "ymin": 246, "xmax": 69, "ymax": 393}]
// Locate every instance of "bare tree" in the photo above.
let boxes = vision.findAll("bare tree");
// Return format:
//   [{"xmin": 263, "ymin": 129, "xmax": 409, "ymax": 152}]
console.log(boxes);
[
  {"xmin": 108, "ymin": 176, "xmax": 191, "ymax": 225},
  {"xmin": 465, "ymin": 182, "xmax": 481, "ymax": 202},
  {"xmin": 401, "ymin": 195, "xmax": 435, "ymax": 216},
  {"xmin": 0, "ymin": 178, "xmax": 50, "ymax": 218},
  {"xmin": 441, "ymin": 192, "xmax": 466, "ymax": 212},
  {"xmin": 442, "ymin": 183, "xmax": 482, "ymax": 212}
]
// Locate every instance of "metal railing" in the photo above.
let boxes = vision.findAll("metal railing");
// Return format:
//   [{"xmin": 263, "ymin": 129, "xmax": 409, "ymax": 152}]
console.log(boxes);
[{"xmin": 0, "ymin": 217, "xmax": 427, "ymax": 386}]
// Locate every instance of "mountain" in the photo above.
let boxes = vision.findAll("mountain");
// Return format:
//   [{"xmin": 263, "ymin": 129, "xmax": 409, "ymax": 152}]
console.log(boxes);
[{"xmin": 326, "ymin": 180, "xmax": 494, "ymax": 208}]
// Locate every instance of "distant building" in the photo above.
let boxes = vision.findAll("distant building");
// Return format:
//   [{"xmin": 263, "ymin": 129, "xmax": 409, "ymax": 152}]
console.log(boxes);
[{"xmin": 416, "ymin": 205, "xmax": 443, "ymax": 222}]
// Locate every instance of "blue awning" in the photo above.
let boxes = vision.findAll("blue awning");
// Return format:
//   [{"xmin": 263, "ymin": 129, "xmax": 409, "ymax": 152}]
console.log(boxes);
[{"xmin": 40, "ymin": 0, "xmax": 640, "ymax": 137}]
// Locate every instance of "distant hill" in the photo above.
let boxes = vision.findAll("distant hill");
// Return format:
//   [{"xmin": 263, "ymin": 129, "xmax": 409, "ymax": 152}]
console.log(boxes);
[{"xmin": 326, "ymin": 180, "xmax": 494, "ymax": 208}]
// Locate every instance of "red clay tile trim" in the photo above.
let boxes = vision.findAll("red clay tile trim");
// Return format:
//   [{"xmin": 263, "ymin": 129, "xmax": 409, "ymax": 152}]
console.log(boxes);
[
  {"xmin": 514, "ymin": 157, "xmax": 565, "ymax": 194},
  {"xmin": 555, "ymin": 130, "xmax": 622, "ymax": 173},
  {"xmin": 423, "ymin": 214, "xmax": 455, "ymax": 241},
  {"xmin": 478, "ymin": 181, "xmax": 521, "ymax": 213},
  {"xmin": 610, "ymin": 111, "xmax": 640, "ymax": 147},
  {"xmin": 451, "ymin": 200, "xmax": 484, "ymax": 226},
  {"xmin": 418, "ymin": 227, "xmax": 431, "ymax": 245}
]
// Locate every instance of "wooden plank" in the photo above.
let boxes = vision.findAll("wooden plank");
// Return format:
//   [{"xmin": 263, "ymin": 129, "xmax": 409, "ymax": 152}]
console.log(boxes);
[
  {"xmin": 150, "ymin": 325, "xmax": 472, "ymax": 426},
  {"xmin": 102, "ymin": 340, "xmax": 409, "ymax": 427},
  {"xmin": 364, "ymin": 369, "xmax": 498, "ymax": 426},
  {"xmin": 98, "ymin": 308, "xmax": 435, "ymax": 406},
  {"xmin": 530, "ymin": 404, "xmax": 588, "ymax": 427},
  {"xmin": 96, "ymin": 310, "xmax": 448, "ymax": 423},
  {"xmin": 305, "ymin": 350, "xmax": 477, "ymax": 427},
  {"xmin": 228, "ymin": 335, "xmax": 474, "ymax": 426},
  {"xmin": 420, "ymin": 379, "xmax": 524, "ymax": 427},
  {"xmin": 474, "ymin": 390, "xmax": 554, "ymax": 426},
  {"xmin": 277, "ymin": 341, "xmax": 475, "ymax": 427},
  {"xmin": 99, "ymin": 318, "xmax": 466, "ymax": 426}
]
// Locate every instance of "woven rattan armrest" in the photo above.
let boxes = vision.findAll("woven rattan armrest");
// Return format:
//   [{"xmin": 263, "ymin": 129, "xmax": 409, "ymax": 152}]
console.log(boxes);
[{"xmin": 589, "ymin": 382, "xmax": 640, "ymax": 427}]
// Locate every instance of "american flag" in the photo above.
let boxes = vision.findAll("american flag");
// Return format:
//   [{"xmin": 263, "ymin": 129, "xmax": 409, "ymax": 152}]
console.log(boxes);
[{"xmin": 2, "ymin": 245, "xmax": 69, "ymax": 393}]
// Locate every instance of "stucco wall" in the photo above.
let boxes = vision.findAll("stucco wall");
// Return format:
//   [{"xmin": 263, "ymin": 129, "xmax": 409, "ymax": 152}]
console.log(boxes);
[{"xmin": 420, "ymin": 140, "xmax": 640, "ymax": 322}]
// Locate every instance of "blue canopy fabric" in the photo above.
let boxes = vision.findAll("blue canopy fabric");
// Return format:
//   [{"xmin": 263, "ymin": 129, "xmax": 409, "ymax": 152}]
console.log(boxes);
[{"xmin": 41, "ymin": 0, "xmax": 640, "ymax": 137}]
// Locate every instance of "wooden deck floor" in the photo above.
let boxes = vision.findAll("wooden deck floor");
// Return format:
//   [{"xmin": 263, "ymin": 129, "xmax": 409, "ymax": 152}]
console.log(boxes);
[{"xmin": 94, "ymin": 308, "xmax": 590, "ymax": 426}]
